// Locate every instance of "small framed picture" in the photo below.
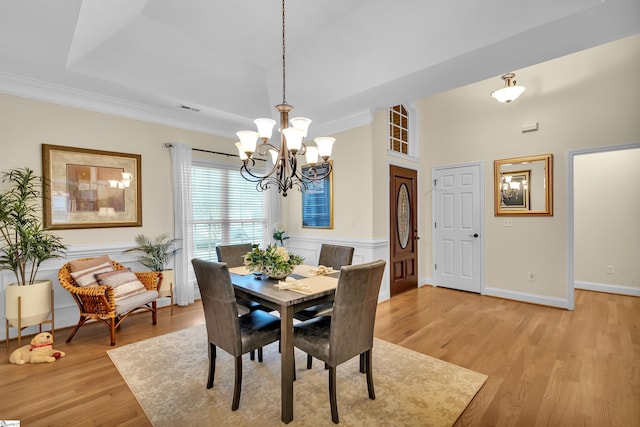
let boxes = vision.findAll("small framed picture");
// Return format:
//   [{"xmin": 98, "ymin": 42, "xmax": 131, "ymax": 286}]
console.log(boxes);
[{"xmin": 301, "ymin": 162, "xmax": 333, "ymax": 229}]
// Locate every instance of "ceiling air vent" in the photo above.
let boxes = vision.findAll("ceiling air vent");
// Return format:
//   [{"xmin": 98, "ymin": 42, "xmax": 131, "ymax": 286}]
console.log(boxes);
[{"xmin": 179, "ymin": 105, "xmax": 200, "ymax": 112}]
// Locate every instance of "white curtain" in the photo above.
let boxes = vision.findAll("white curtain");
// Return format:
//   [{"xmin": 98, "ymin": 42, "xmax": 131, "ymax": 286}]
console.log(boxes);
[{"xmin": 170, "ymin": 142, "xmax": 195, "ymax": 306}]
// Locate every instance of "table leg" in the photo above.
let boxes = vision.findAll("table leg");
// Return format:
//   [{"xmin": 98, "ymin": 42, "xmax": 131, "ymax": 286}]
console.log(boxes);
[{"xmin": 280, "ymin": 305, "xmax": 294, "ymax": 424}]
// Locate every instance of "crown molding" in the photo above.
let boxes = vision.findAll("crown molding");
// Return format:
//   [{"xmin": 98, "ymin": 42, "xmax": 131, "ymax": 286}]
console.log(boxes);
[{"xmin": 0, "ymin": 71, "xmax": 234, "ymax": 136}]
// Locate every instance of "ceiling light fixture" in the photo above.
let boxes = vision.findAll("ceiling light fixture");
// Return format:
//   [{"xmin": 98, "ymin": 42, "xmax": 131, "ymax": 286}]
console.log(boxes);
[
  {"xmin": 491, "ymin": 73, "xmax": 526, "ymax": 103},
  {"xmin": 235, "ymin": 0, "xmax": 334, "ymax": 197}
]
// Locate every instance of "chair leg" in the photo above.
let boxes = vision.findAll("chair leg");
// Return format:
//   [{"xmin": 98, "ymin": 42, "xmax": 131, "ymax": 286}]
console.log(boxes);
[
  {"xmin": 232, "ymin": 355, "xmax": 243, "ymax": 411},
  {"xmin": 207, "ymin": 343, "xmax": 216, "ymax": 389},
  {"xmin": 359, "ymin": 353, "xmax": 365, "ymax": 373},
  {"xmin": 365, "ymin": 350, "xmax": 375, "ymax": 400},
  {"xmin": 307, "ymin": 354, "xmax": 313, "ymax": 369},
  {"xmin": 151, "ymin": 301, "xmax": 157, "ymax": 325},
  {"xmin": 109, "ymin": 317, "xmax": 116, "ymax": 346},
  {"xmin": 258, "ymin": 347, "xmax": 263, "ymax": 362},
  {"xmin": 329, "ymin": 366, "xmax": 339, "ymax": 423},
  {"xmin": 65, "ymin": 316, "xmax": 88, "ymax": 343},
  {"xmin": 250, "ymin": 350, "xmax": 255, "ymax": 360}
]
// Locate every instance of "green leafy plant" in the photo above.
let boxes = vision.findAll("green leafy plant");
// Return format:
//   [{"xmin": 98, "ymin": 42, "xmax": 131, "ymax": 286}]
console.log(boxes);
[
  {"xmin": 272, "ymin": 222, "xmax": 289, "ymax": 246},
  {"xmin": 244, "ymin": 243, "xmax": 304, "ymax": 277},
  {"xmin": 0, "ymin": 167, "xmax": 66, "ymax": 285},
  {"xmin": 125, "ymin": 234, "xmax": 180, "ymax": 272}
]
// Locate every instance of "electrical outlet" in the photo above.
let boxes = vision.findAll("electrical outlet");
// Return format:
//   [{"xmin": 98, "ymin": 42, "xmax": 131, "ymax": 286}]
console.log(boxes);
[
  {"xmin": 528, "ymin": 271, "xmax": 535, "ymax": 282},
  {"xmin": 607, "ymin": 265, "xmax": 614, "ymax": 275},
  {"xmin": 504, "ymin": 218, "xmax": 513, "ymax": 227}
]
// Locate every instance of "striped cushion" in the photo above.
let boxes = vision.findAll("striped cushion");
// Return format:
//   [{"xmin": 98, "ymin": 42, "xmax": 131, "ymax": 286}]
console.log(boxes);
[
  {"xmin": 70, "ymin": 260, "xmax": 114, "ymax": 287},
  {"xmin": 95, "ymin": 269, "xmax": 147, "ymax": 301},
  {"xmin": 69, "ymin": 255, "xmax": 112, "ymax": 272}
]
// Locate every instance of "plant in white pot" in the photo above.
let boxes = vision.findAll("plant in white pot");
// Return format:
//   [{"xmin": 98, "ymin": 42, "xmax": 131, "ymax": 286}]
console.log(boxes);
[
  {"xmin": 125, "ymin": 234, "xmax": 180, "ymax": 310},
  {"xmin": 0, "ymin": 167, "xmax": 66, "ymax": 336}
]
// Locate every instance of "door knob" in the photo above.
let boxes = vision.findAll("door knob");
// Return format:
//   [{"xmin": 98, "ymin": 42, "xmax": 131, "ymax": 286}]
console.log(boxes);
[{"xmin": 469, "ymin": 233, "xmax": 479, "ymax": 238}]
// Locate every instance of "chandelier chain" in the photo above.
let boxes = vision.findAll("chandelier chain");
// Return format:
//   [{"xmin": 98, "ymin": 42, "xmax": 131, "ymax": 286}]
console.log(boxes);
[{"xmin": 281, "ymin": 0, "xmax": 286, "ymax": 105}]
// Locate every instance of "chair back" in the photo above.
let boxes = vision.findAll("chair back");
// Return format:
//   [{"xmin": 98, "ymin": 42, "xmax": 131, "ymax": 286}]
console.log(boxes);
[
  {"xmin": 329, "ymin": 259, "xmax": 386, "ymax": 365},
  {"xmin": 215, "ymin": 243, "xmax": 253, "ymax": 268},
  {"xmin": 318, "ymin": 244, "xmax": 355, "ymax": 270},
  {"xmin": 192, "ymin": 259, "xmax": 242, "ymax": 356},
  {"xmin": 329, "ymin": 260, "xmax": 386, "ymax": 366}
]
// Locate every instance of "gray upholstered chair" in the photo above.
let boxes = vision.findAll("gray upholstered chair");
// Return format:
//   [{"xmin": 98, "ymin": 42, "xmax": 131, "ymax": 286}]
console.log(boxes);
[
  {"xmin": 216, "ymin": 243, "xmax": 270, "ymax": 316},
  {"xmin": 317, "ymin": 244, "xmax": 355, "ymax": 270},
  {"xmin": 293, "ymin": 259, "xmax": 386, "ymax": 424},
  {"xmin": 215, "ymin": 243, "xmax": 253, "ymax": 268},
  {"xmin": 192, "ymin": 259, "xmax": 281, "ymax": 411},
  {"xmin": 293, "ymin": 244, "xmax": 355, "ymax": 322}
]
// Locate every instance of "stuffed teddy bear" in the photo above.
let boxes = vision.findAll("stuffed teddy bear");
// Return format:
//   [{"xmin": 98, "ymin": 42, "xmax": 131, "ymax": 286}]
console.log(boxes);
[{"xmin": 9, "ymin": 332, "xmax": 65, "ymax": 365}]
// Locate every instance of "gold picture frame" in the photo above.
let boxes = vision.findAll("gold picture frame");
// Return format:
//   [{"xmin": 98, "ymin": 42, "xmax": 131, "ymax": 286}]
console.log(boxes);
[
  {"xmin": 494, "ymin": 153, "xmax": 553, "ymax": 216},
  {"xmin": 42, "ymin": 144, "xmax": 142, "ymax": 229},
  {"xmin": 301, "ymin": 161, "xmax": 333, "ymax": 229}
]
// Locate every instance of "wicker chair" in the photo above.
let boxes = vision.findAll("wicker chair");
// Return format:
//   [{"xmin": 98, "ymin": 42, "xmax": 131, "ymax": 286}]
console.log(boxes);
[{"xmin": 59, "ymin": 258, "xmax": 161, "ymax": 346}]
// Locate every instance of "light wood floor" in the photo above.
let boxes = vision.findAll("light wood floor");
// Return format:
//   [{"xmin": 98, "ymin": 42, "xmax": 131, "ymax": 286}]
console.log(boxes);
[{"xmin": 1, "ymin": 287, "xmax": 638, "ymax": 426}]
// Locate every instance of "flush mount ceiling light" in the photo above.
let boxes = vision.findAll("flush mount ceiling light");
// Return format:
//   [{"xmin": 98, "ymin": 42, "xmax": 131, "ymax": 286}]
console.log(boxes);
[
  {"xmin": 235, "ymin": 0, "xmax": 334, "ymax": 197},
  {"xmin": 491, "ymin": 73, "xmax": 526, "ymax": 103}
]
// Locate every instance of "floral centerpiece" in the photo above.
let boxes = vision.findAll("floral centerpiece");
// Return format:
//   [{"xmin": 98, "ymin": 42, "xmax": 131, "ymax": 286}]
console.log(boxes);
[{"xmin": 244, "ymin": 244, "xmax": 304, "ymax": 279}]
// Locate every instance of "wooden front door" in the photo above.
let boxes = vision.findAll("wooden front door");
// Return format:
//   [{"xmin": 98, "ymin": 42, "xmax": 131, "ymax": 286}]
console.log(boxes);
[{"xmin": 389, "ymin": 165, "xmax": 418, "ymax": 296}]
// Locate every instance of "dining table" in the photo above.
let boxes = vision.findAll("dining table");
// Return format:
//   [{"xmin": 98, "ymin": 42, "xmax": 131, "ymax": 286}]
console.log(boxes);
[{"xmin": 229, "ymin": 264, "xmax": 339, "ymax": 424}]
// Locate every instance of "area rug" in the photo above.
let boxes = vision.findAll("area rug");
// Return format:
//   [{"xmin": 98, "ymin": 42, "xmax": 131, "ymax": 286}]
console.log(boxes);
[{"xmin": 107, "ymin": 325, "xmax": 487, "ymax": 426}]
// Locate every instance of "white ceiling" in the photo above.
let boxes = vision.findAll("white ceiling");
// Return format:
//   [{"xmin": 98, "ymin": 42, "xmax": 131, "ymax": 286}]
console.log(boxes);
[{"xmin": 1, "ymin": 0, "xmax": 639, "ymax": 139}]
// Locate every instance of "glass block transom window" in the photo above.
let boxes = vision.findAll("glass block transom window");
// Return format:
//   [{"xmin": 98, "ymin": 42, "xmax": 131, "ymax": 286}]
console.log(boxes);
[{"xmin": 389, "ymin": 105, "xmax": 408, "ymax": 154}]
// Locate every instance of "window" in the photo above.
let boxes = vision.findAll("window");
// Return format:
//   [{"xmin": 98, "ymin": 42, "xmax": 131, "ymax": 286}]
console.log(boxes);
[
  {"xmin": 389, "ymin": 104, "xmax": 408, "ymax": 154},
  {"xmin": 191, "ymin": 161, "xmax": 267, "ymax": 262}
]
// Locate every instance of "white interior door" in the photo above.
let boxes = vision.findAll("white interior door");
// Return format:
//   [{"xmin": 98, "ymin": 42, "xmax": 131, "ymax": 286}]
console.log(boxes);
[{"xmin": 433, "ymin": 163, "xmax": 483, "ymax": 293}]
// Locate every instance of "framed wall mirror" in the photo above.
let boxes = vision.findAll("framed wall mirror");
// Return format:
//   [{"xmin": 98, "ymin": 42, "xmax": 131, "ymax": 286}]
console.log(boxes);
[{"xmin": 494, "ymin": 153, "xmax": 553, "ymax": 216}]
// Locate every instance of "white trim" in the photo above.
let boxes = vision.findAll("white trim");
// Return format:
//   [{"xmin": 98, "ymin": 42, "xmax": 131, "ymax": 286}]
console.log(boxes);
[
  {"xmin": 575, "ymin": 281, "xmax": 640, "ymax": 297},
  {"xmin": 567, "ymin": 142, "xmax": 640, "ymax": 311},
  {"xmin": 1, "ymin": 242, "xmax": 176, "ymax": 342},
  {"xmin": 286, "ymin": 235, "xmax": 390, "ymax": 302},
  {"xmin": 311, "ymin": 109, "xmax": 375, "ymax": 138},
  {"xmin": 484, "ymin": 286, "xmax": 571, "ymax": 309},
  {"xmin": 386, "ymin": 150, "xmax": 420, "ymax": 163}
]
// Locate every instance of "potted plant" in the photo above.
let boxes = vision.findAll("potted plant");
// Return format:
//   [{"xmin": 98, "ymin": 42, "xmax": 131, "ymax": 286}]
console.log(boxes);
[
  {"xmin": 125, "ymin": 234, "xmax": 180, "ymax": 304},
  {"xmin": 244, "ymin": 243, "xmax": 304, "ymax": 279},
  {"xmin": 0, "ymin": 167, "xmax": 66, "ymax": 330}
]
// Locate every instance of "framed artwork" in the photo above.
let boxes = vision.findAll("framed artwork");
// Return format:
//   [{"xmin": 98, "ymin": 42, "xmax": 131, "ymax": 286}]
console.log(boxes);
[
  {"xmin": 301, "ymin": 162, "xmax": 333, "ymax": 229},
  {"xmin": 498, "ymin": 170, "xmax": 530, "ymax": 210},
  {"xmin": 42, "ymin": 144, "xmax": 142, "ymax": 229},
  {"xmin": 494, "ymin": 154, "xmax": 553, "ymax": 216}
]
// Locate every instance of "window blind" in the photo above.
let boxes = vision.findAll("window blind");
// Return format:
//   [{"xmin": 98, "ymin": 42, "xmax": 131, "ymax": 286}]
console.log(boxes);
[{"xmin": 191, "ymin": 162, "xmax": 266, "ymax": 262}]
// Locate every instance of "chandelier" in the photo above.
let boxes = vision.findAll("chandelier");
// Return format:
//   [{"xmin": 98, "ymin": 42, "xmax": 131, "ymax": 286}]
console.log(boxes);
[
  {"xmin": 491, "ymin": 73, "xmax": 526, "ymax": 103},
  {"xmin": 234, "ymin": 0, "xmax": 334, "ymax": 197},
  {"xmin": 500, "ymin": 174, "xmax": 527, "ymax": 202}
]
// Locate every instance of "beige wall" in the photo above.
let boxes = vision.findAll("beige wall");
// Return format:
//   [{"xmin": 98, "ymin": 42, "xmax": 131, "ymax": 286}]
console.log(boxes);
[
  {"xmin": 0, "ymin": 93, "xmax": 234, "ymax": 246},
  {"xmin": 284, "ymin": 125, "xmax": 376, "ymax": 239},
  {"xmin": 574, "ymin": 148, "xmax": 640, "ymax": 289},
  {"xmin": 1, "ymin": 34, "xmax": 638, "ymax": 311},
  {"xmin": 418, "ymin": 34, "xmax": 640, "ymax": 303}
]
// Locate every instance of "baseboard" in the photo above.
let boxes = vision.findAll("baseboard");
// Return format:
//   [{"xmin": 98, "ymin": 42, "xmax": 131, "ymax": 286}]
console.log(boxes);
[
  {"xmin": 483, "ymin": 286, "xmax": 571, "ymax": 309},
  {"xmin": 575, "ymin": 281, "xmax": 640, "ymax": 297}
]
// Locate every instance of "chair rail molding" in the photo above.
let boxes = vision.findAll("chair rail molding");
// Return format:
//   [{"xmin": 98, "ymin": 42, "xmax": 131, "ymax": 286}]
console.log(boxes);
[
  {"xmin": 286, "ymin": 235, "xmax": 391, "ymax": 302},
  {"xmin": 1, "ymin": 242, "xmax": 168, "ymax": 342}
]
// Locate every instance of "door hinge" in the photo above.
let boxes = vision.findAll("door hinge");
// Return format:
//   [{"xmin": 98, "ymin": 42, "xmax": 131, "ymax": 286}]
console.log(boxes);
[
  {"xmin": 434, "ymin": 264, "xmax": 437, "ymax": 270},
  {"xmin": 433, "ymin": 179, "xmax": 437, "ymax": 187},
  {"xmin": 434, "ymin": 221, "xmax": 437, "ymax": 228}
]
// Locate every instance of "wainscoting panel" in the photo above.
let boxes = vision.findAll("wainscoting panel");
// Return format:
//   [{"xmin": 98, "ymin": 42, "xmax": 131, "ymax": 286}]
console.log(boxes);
[
  {"xmin": 1, "ymin": 242, "xmax": 156, "ymax": 342},
  {"xmin": 286, "ymin": 235, "xmax": 390, "ymax": 301}
]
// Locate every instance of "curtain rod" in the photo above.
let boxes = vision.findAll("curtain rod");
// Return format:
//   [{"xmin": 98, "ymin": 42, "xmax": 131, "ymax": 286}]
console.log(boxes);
[{"xmin": 164, "ymin": 143, "xmax": 265, "ymax": 162}]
